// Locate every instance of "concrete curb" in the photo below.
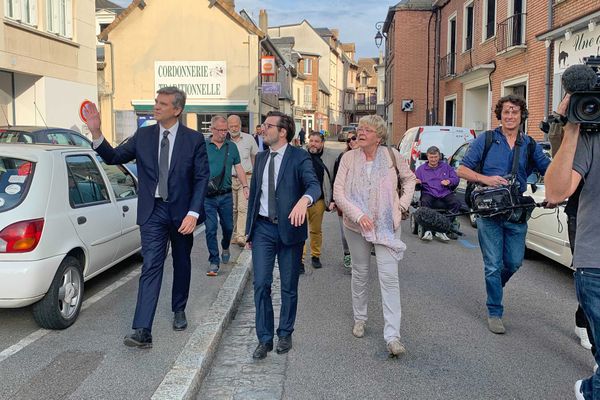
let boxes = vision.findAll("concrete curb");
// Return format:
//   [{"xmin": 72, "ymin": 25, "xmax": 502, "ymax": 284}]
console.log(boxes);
[{"xmin": 151, "ymin": 249, "xmax": 253, "ymax": 400}]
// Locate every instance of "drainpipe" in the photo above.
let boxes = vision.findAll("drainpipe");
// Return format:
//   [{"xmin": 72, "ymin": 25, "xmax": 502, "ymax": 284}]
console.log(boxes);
[
  {"xmin": 433, "ymin": 6, "xmax": 441, "ymax": 125},
  {"xmin": 543, "ymin": 2, "xmax": 554, "ymax": 140},
  {"xmin": 103, "ymin": 40, "xmax": 116, "ymax": 142},
  {"xmin": 257, "ymin": 37, "xmax": 267, "ymax": 125}
]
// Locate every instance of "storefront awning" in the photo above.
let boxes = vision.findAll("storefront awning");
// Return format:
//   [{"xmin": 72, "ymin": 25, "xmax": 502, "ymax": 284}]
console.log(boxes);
[{"xmin": 131, "ymin": 100, "xmax": 248, "ymax": 113}]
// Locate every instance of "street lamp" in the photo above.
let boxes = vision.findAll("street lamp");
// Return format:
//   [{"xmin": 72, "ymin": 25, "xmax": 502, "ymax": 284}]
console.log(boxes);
[{"xmin": 375, "ymin": 21, "xmax": 386, "ymax": 48}]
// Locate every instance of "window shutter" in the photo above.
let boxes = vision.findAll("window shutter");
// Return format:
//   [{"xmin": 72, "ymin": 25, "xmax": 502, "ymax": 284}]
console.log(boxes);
[
  {"xmin": 11, "ymin": 0, "xmax": 22, "ymax": 20},
  {"xmin": 28, "ymin": 0, "xmax": 37, "ymax": 25},
  {"xmin": 48, "ymin": 0, "xmax": 59, "ymax": 33},
  {"xmin": 64, "ymin": 0, "xmax": 73, "ymax": 38}
]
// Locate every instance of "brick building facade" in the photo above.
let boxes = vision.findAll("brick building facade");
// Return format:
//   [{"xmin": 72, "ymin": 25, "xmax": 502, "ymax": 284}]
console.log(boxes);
[{"xmin": 383, "ymin": 0, "xmax": 600, "ymax": 145}]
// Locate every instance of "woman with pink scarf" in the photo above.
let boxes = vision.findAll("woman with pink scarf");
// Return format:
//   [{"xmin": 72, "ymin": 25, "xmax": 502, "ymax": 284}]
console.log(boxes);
[{"xmin": 333, "ymin": 115, "xmax": 416, "ymax": 356}]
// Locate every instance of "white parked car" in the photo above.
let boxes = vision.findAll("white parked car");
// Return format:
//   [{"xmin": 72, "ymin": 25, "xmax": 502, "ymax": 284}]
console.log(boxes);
[
  {"xmin": 396, "ymin": 125, "xmax": 476, "ymax": 172},
  {"xmin": 524, "ymin": 174, "xmax": 572, "ymax": 268},
  {"xmin": 0, "ymin": 144, "xmax": 141, "ymax": 329}
]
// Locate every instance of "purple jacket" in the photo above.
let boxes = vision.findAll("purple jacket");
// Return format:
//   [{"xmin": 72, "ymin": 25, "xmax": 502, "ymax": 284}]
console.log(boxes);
[{"xmin": 415, "ymin": 161, "xmax": 459, "ymax": 199}]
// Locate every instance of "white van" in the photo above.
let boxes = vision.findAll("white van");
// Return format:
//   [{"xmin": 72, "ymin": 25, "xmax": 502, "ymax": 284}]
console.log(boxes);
[{"xmin": 396, "ymin": 126, "xmax": 476, "ymax": 171}]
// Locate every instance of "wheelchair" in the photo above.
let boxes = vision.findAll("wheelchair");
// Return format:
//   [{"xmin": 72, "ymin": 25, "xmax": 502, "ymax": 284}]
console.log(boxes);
[{"xmin": 408, "ymin": 184, "xmax": 464, "ymax": 240}]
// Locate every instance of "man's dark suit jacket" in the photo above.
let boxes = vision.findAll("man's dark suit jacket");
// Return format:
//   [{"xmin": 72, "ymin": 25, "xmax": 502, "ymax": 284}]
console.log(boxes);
[
  {"xmin": 246, "ymin": 145, "xmax": 321, "ymax": 245},
  {"xmin": 95, "ymin": 124, "xmax": 209, "ymax": 226}
]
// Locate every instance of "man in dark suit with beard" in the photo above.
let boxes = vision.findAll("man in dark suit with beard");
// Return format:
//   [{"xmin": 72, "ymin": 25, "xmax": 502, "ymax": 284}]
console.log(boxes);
[
  {"xmin": 83, "ymin": 86, "xmax": 209, "ymax": 348},
  {"xmin": 245, "ymin": 111, "xmax": 320, "ymax": 359}
]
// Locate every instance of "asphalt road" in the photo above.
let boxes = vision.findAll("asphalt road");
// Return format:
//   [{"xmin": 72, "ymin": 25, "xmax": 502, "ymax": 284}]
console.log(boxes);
[
  {"xmin": 0, "ymin": 227, "xmax": 244, "ymax": 400},
  {"xmin": 283, "ymin": 213, "xmax": 591, "ymax": 399},
  {"xmin": 198, "ymin": 140, "xmax": 592, "ymax": 399}
]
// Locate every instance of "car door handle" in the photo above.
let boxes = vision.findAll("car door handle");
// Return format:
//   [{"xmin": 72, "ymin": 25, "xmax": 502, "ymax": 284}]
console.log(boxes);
[
  {"xmin": 122, "ymin": 205, "xmax": 129, "ymax": 212},
  {"xmin": 77, "ymin": 216, "xmax": 87, "ymax": 225}
]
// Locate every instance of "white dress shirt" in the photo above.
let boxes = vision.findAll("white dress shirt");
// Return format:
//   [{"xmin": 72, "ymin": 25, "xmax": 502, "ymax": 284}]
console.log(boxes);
[{"xmin": 258, "ymin": 143, "xmax": 313, "ymax": 217}]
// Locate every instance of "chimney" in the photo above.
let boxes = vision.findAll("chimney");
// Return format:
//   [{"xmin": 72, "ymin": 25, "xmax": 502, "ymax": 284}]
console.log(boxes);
[
  {"xmin": 259, "ymin": 9, "xmax": 268, "ymax": 33},
  {"xmin": 222, "ymin": 0, "xmax": 235, "ymax": 10},
  {"xmin": 331, "ymin": 29, "xmax": 339, "ymax": 40}
]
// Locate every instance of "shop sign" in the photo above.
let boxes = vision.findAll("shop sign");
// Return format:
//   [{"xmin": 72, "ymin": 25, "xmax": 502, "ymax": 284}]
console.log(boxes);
[
  {"xmin": 155, "ymin": 61, "xmax": 226, "ymax": 99},
  {"xmin": 553, "ymin": 29, "xmax": 600, "ymax": 72},
  {"xmin": 262, "ymin": 82, "xmax": 280, "ymax": 95},
  {"xmin": 261, "ymin": 56, "xmax": 276, "ymax": 76}
]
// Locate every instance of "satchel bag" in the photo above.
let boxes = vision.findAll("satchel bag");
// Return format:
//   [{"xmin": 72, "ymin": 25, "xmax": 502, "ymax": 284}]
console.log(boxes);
[
  {"xmin": 387, "ymin": 147, "xmax": 409, "ymax": 220},
  {"xmin": 207, "ymin": 143, "xmax": 229, "ymax": 197}
]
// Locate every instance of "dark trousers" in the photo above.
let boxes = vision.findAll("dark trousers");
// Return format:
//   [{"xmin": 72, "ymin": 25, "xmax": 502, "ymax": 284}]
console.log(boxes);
[
  {"xmin": 420, "ymin": 192, "xmax": 462, "ymax": 214},
  {"xmin": 252, "ymin": 218, "xmax": 302, "ymax": 344},
  {"xmin": 569, "ymin": 215, "xmax": 596, "ymax": 353},
  {"xmin": 133, "ymin": 199, "xmax": 193, "ymax": 331}
]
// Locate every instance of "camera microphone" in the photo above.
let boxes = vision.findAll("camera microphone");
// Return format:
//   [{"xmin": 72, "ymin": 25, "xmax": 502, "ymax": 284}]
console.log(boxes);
[{"xmin": 561, "ymin": 64, "xmax": 597, "ymax": 94}]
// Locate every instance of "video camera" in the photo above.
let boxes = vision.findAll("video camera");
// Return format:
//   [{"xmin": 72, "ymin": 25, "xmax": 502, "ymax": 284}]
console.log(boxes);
[{"xmin": 567, "ymin": 56, "xmax": 600, "ymax": 133}]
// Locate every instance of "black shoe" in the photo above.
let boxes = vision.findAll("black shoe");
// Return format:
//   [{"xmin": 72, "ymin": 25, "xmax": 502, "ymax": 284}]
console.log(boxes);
[
  {"xmin": 299, "ymin": 264, "xmax": 305, "ymax": 274},
  {"xmin": 123, "ymin": 328, "xmax": 153, "ymax": 349},
  {"xmin": 173, "ymin": 311, "xmax": 187, "ymax": 331},
  {"xmin": 276, "ymin": 335, "xmax": 293, "ymax": 354},
  {"xmin": 311, "ymin": 257, "xmax": 322, "ymax": 269},
  {"xmin": 252, "ymin": 342, "xmax": 273, "ymax": 359}
]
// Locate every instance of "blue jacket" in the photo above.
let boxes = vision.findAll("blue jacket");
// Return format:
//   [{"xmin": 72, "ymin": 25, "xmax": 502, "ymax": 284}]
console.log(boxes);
[
  {"xmin": 246, "ymin": 145, "xmax": 321, "ymax": 246},
  {"xmin": 94, "ymin": 124, "xmax": 209, "ymax": 226}
]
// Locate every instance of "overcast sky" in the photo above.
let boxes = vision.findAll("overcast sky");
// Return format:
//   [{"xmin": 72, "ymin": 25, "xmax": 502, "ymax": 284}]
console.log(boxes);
[{"xmin": 110, "ymin": 0, "xmax": 392, "ymax": 59}]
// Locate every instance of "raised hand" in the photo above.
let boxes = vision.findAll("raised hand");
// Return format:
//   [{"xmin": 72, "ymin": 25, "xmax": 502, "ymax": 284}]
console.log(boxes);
[{"xmin": 82, "ymin": 102, "xmax": 102, "ymax": 139}]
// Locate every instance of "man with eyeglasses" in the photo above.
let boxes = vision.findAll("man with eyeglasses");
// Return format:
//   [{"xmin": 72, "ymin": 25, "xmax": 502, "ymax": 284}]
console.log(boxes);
[
  {"xmin": 245, "ymin": 111, "xmax": 320, "ymax": 359},
  {"xmin": 302, "ymin": 131, "xmax": 335, "ymax": 272},
  {"xmin": 204, "ymin": 115, "xmax": 249, "ymax": 277}
]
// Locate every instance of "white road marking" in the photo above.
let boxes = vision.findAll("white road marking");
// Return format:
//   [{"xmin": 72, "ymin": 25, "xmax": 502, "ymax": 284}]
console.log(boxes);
[{"xmin": 0, "ymin": 225, "xmax": 205, "ymax": 363}]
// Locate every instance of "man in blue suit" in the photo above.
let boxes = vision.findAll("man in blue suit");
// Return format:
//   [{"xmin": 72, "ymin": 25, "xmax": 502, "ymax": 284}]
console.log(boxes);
[
  {"xmin": 245, "ymin": 111, "xmax": 321, "ymax": 359},
  {"xmin": 83, "ymin": 87, "xmax": 209, "ymax": 348}
]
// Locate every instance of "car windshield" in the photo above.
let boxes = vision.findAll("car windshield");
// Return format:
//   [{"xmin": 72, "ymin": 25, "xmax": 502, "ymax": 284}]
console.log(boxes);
[
  {"xmin": 0, "ymin": 131, "xmax": 33, "ymax": 144},
  {"xmin": 0, "ymin": 156, "xmax": 35, "ymax": 212}
]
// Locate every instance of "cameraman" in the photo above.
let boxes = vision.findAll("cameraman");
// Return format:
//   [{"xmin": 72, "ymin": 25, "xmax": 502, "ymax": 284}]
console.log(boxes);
[
  {"xmin": 548, "ymin": 95, "xmax": 594, "ymax": 353},
  {"xmin": 545, "ymin": 94, "xmax": 600, "ymax": 400},
  {"xmin": 458, "ymin": 95, "xmax": 550, "ymax": 334}
]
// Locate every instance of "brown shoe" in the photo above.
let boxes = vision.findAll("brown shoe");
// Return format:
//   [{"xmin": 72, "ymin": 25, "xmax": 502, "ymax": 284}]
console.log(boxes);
[
  {"xmin": 352, "ymin": 320, "xmax": 366, "ymax": 338},
  {"xmin": 387, "ymin": 339, "xmax": 406, "ymax": 356}
]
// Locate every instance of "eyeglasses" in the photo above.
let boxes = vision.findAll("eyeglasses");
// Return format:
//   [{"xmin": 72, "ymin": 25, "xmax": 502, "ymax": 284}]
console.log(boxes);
[
  {"xmin": 261, "ymin": 122, "xmax": 281, "ymax": 130},
  {"xmin": 211, "ymin": 128, "xmax": 228, "ymax": 133},
  {"xmin": 346, "ymin": 136, "xmax": 357, "ymax": 143},
  {"xmin": 357, "ymin": 127, "xmax": 376, "ymax": 134}
]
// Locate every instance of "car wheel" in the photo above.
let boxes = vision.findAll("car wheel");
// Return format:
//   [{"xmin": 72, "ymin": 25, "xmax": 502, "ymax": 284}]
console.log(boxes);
[
  {"xmin": 410, "ymin": 213, "xmax": 418, "ymax": 234},
  {"xmin": 32, "ymin": 256, "xmax": 84, "ymax": 330},
  {"xmin": 469, "ymin": 212, "xmax": 478, "ymax": 228}
]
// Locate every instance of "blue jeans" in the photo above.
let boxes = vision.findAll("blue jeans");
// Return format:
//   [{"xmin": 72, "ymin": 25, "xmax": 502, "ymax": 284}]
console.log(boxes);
[
  {"xmin": 204, "ymin": 192, "xmax": 233, "ymax": 265},
  {"xmin": 477, "ymin": 216, "xmax": 527, "ymax": 317},
  {"xmin": 575, "ymin": 268, "xmax": 600, "ymax": 399}
]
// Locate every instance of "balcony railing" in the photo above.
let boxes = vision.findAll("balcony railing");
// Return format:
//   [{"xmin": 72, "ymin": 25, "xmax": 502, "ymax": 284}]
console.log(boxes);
[
  {"xmin": 496, "ymin": 13, "xmax": 526, "ymax": 53},
  {"xmin": 440, "ymin": 52, "xmax": 456, "ymax": 78},
  {"xmin": 356, "ymin": 104, "xmax": 376, "ymax": 112}
]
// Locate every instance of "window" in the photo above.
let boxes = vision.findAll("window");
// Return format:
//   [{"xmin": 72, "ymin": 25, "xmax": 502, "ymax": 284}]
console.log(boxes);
[
  {"xmin": 99, "ymin": 161, "xmax": 137, "ymax": 200},
  {"xmin": 0, "ymin": 156, "xmax": 35, "ymax": 212},
  {"xmin": 47, "ymin": 0, "xmax": 73, "ymax": 38},
  {"xmin": 361, "ymin": 76, "xmax": 368, "ymax": 86},
  {"xmin": 483, "ymin": 0, "xmax": 496, "ymax": 40},
  {"xmin": 66, "ymin": 155, "xmax": 109, "ymax": 207},
  {"xmin": 445, "ymin": 98, "xmax": 456, "ymax": 126},
  {"xmin": 47, "ymin": 132, "xmax": 71, "ymax": 145},
  {"xmin": 464, "ymin": 2, "xmax": 474, "ymax": 51},
  {"xmin": 369, "ymin": 93, "xmax": 377, "ymax": 105},
  {"xmin": 447, "ymin": 14, "xmax": 457, "ymax": 74},
  {"xmin": 357, "ymin": 93, "xmax": 365, "ymax": 105},
  {"xmin": 297, "ymin": 88, "xmax": 300, "ymax": 105},
  {"xmin": 5, "ymin": 0, "xmax": 37, "ymax": 25},
  {"xmin": 304, "ymin": 59, "xmax": 312, "ymax": 75},
  {"xmin": 304, "ymin": 85, "xmax": 312, "ymax": 107},
  {"xmin": 69, "ymin": 133, "xmax": 91, "ymax": 147}
]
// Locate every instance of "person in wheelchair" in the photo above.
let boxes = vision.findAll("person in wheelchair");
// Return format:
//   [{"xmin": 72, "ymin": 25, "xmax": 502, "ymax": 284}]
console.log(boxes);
[{"xmin": 415, "ymin": 146, "xmax": 461, "ymax": 241}]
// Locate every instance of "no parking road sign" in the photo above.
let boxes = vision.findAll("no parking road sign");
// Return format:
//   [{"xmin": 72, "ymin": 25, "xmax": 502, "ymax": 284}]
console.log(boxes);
[{"xmin": 401, "ymin": 99, "xmax": 414, "ymax": 112}]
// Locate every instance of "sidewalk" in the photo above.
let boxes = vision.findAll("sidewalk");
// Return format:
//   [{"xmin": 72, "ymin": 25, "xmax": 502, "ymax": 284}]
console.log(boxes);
[{"xmin": 151, "ymin": 234, "xmax": 254, "ymax": 400}]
